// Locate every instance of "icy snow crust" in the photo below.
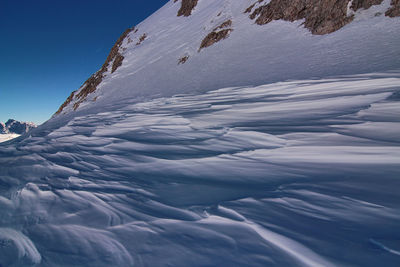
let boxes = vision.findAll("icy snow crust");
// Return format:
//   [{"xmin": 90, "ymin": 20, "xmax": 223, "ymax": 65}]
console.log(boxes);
[
  {"xmin": 2, "ymin": 0, "xmax": 400, "ymax": 265},
  {"xmin": 57, "ymin": 0, "xmax": 400, "ymax": 115},
  {"xmin": 1, "ymin": 72, "xmax": 400, "ymax": 266},
  {"xmin": 0, "ymin": 134, "xmax": 20, "ymax": 143}
]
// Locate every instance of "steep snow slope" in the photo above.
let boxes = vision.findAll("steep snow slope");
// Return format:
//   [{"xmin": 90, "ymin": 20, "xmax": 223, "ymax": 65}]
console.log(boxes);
[
  {"xmin": 1, "ymin": 71, "xmax": 400, "ymax": 266},
  {"xmin": 55, "ymin": 0, "xmax": 400, "ymax": 117},
  {"xmin": 1, "ymin": 0, "xmax": 400, "ymax": 266}
]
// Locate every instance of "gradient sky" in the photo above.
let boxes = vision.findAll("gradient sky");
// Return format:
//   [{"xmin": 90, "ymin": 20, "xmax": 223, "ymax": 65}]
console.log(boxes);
[{"xmin": 0, "ymin": 0, "xmax": 168, "ymax": 125}]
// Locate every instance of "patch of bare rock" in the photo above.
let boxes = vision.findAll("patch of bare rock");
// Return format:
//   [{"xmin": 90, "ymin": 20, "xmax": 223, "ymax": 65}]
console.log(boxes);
[
  {"xmin": 57, "ymin": 27, "xmax": 135, "ymax": 113},
  {"xmin": 176, "ymin": 0, "xmax": 199, "ymax": 17},
  {"xmin": 386, "ymin": 0, "xmax": 400, "ymax": 17},
  {"xmin": 178, "ymin": 56, "xmax": 189, "ymax": 64},
  {"xmin": 199, "ymin": 20, "xmax": 233, "ymax": 51},
  {"xmin": 174, "ymin": 0, "xmax": 198, "ymax": 17},
  {"xmin": 136, "ymin": 33, "xmax": 147, "ymax": 45},
  {"xmin": 247, "ymin": 0, "xmax": 397, "ymax": 35}
]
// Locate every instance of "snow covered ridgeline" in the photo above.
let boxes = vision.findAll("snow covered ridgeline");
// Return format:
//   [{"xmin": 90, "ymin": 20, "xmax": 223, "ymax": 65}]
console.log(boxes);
[
  {"xmin": 54, "ymin": 0, "xmax": 400, "ymax": 116},
  {"xmin": 1, "ymin": 72, "xmax": 400, "ymax": 266},
  {"xmin": 0, "ymin": 134, "xmax": 20, "ymax": 143},
  {"xmin": 0, "ymin": 119, "xmax": 36, "ymax": 135},
  {"xmin": 0, "ymin": 119, "xmax": 36, "ymax": 143}
]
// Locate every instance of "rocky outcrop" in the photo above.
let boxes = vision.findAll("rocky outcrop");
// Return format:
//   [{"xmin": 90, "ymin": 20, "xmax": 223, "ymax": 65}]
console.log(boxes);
[
  {"xmin": 56, "ymin": 91, "xmax": 76, "ymax": 115},
  {"xmin": 176, "ymin": 0, "xmax": 198, "ymax": 17},
  {"xmin": 248, "ymin": 0, "xmax": 386, "ymax": 35},
  {"xmin": 199, "ymin": 20, "xmax": 233, "ymax": 51},
  {"xmin": 0, "ymin": 123, "xmax": 6, "ymax": 134},
  {"xmin": 178, "ymin": 55, "xmax": 189, "ymax": 64},
  {"xmin": 56, "ymin": 27, "xmax": 135, "ymax": 114},
  {"xmin": 136, "ymin": 33, "xmax": 147, "ymax": 45},
  {"xmin": 351, "ymin": 0, "xmax": 384, "ymax": 10},
  {"xmin": 1, "ymin": 119, "xmax": 36, "ymax": 135},
  {"xmin": 386, "ymin": 0, "xmax": 400, "ymax": 17}
]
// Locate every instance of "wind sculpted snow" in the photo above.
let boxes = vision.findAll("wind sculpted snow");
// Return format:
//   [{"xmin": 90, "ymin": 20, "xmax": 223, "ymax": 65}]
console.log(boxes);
[{"xmin": 1, "ymin": 71, "xmax": 400, "ymax": 266}]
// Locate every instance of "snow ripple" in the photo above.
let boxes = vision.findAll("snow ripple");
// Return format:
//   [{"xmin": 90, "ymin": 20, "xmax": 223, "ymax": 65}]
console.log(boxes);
[{"xmin": 1, "ymin": 72, "xmax": 400, "ymax": 266}]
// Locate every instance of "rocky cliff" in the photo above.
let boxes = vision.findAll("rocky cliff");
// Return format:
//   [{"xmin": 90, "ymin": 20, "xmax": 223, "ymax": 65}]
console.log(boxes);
[{"xmin": 1, "ymin": 119, "xmax": 36, "ymax": 135}]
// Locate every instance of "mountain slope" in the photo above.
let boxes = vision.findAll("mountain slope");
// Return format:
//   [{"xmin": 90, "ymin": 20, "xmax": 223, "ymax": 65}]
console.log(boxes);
[
  {"xmin": 54, "ymin": 0, "xmax": 400, "ymax": 118},
  {"xmin": 1, "ymin": 72, "xmax": 400, "ymax": 266},
  {"xmin": 1, "ymin": 0, "xmax": 400, "ymax": 266}
]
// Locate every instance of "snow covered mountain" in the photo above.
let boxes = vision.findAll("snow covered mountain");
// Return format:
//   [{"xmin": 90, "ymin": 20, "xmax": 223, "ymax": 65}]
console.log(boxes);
[
  {"xmin": 1, "ymin": 0, "xmax": 400, "ymax": 266},
  {"xmin": 0, "ymin": 119, "xmax": 36, "ymax": 135},
  {"xmin": 0, "ymin": 119, "xmax": 36, "ymax": 143},
  {"xmin": 54, "ymin": 0, "xmax": 400, "ymax": 118}
]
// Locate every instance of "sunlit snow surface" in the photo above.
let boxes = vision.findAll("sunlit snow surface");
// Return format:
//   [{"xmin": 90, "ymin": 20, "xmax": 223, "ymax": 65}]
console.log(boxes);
[
  {"xmin": 1, "ymin": 72, "xmax": 400, "ymax": 266},
  {"xmin": 0, "ymin": 134, "xmax": 20, "ymax": 143}
]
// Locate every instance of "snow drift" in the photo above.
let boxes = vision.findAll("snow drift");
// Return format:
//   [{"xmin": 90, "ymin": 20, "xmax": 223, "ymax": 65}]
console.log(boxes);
[{"xmin": 1, "ymin": 0, "xmax": 400, "ymax": 266}]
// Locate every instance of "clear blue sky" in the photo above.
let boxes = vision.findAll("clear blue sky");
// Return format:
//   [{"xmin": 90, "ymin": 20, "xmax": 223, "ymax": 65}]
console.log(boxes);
[{"xmin": 0, "ymin": 0, "xmax": 168, "ymax": 125}]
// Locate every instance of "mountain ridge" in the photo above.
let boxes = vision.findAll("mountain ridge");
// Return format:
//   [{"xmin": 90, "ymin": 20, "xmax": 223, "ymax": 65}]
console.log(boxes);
[
  {"xmin": 0, "ymin": 119, "xmax": 36, "ymax": 135},
  {"xmin": 54, "ymin": 0, "xmax": 400, "ymax": 119},
  {"xmin": 1, "ymin": 1, "xmax": 400, "ymax": 266}
]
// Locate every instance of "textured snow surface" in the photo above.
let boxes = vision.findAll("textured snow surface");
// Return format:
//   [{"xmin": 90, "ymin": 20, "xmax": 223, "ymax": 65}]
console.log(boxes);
[
  {"xmin": 0, "ymin": 134, "xmax": 20, "ymax": 143},
  {"xmin": 1, "ymin": 71, "xmax": 400, "ymax": 266},
  {"xmin": 57, "ymin": 0, "xmax": 400, "ymax": 116}
]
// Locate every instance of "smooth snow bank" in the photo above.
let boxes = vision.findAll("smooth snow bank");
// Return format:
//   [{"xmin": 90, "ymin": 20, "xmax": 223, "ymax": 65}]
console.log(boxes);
[
  {"xmin": 0, "ymin": 134, "xmax": 20, "ymax": 143},
  {"xmin": 1, "ymin": 71, "xmax": 400, "ymax": 266}
]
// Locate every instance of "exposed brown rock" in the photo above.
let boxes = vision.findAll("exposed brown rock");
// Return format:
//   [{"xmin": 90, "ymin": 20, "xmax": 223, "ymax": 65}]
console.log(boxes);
[
  {"xmin": 136, "ymin": 33, "xmax": 147, "ymax": 45},
  {"xmin": 178, "ymin": 55, "xmax": 189, "ymax": 64},
  {"xmin": 74, "ymin": 72, "xmax": 103, "ymax": 108},
  {"xmin": 199, "ymin": 20, "xmax": 233, "ymax": 51},
  {"xmin": 214, "ymin": 20, "xmax": 232, "ymax": 30},
  {"xmin": 249, "ymin": 0, "xmax": 392, "ymax": 35},
  {"xmin": 56, "ymin": 91, "xmax": 75, "ymax": 114},
  {"xmin": 103, "ymin": 27, "xmax": 134, "ymax": 72},
  {"xmin": 249, "ymin": 0, "xmax": 354, "ymax": 35},
  {"xmin": 56, "ymin": 27, "xmax": 134, "ymax": 113},
  {"xmin": 245, "ymin": 4, "xmax": 256, "ymax": 14},
  {"xmin": 244, "ymin": 0, "xmax": 264, "ymax": 14},
  {"xmin": 386, "ymin": 0, "xmax": 400, "ymax": 17},
  {"xmin": 73, "ymin": 100, "xmax": 83, "ymax": 111},
  {"xmin": 112, "ymin": 54, "xmax": 124, "ymax": 73},
  {"xmin": 177, "ymin": 0, "xmax": 198, "ymax": 17},
  {"xmin": 351, "ymin": 0, "xmax": 384, "ymax": 11}
]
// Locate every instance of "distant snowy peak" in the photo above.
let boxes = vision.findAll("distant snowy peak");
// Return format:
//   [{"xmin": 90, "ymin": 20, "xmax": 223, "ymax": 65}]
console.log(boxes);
[
  {"xmin": 0, "ymin": 123, "xmax": 6, "ymax": 134},
  {"xmin": 1, "ymin": 119, "xmax": 36, "ymax": 135},
  {"xmin": 55, "ymin": 0, "xmax": 400, "ymax": 117}
]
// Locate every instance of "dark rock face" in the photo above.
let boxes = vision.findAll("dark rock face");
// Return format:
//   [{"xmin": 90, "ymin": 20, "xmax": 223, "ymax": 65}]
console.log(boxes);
[
  {"xmin": 178, "ymin": 55, "xmax": 189, "ymax": 64},
  {"xmin": 351, "ymin": 0, "xmax": 384, "ymax": 10},
  {"xmin": 176, "ymin": 0, "xmax": 198, "ymax": 17},
  {"xmin": 56, "ymin": 27, "xmax": 135, "ymax": 114},
  {"xmin": 386, "ymin": 0, "xmax": 400, "ymax": 17},
  {"xmin": 248, "ymin": 0, "xmax": 385, "ymax": 35},
  {"xmin": 136, "ymin": 33, "xmax": 147, "ymax": 46},
  {"xmin": 0, "ymin": 123, "xmax": 7, "ymax": 134},
  {"xmin": 199, "ymin": 20, "xmax": 233, "ymax": 51},
  {"xmin": 2, "ymin": 119, "xmax": 36, "ymax": 135},
  {"xmin": 56, "ymin": 91, "xmax": 76, "ymax": 115}
]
